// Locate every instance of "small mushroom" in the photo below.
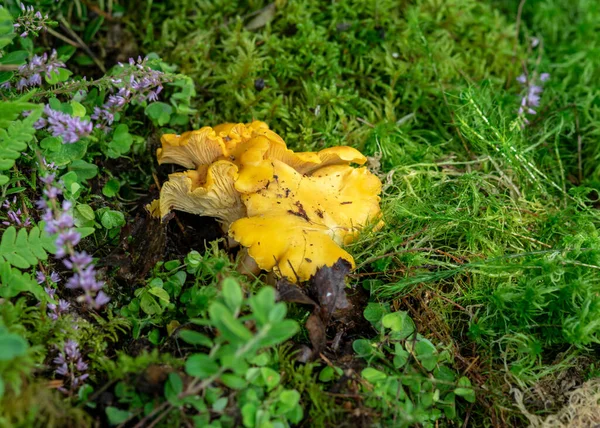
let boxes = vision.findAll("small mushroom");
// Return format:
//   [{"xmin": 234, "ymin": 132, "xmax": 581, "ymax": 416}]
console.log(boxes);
[{"xmin": 158, "ymin": 160, "xmax": 245, "ymax": 230}]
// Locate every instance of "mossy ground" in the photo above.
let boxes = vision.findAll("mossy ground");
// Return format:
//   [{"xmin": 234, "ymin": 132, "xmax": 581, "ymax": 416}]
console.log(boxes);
[
  {"xmin": 2, "ymin": 0, "xmax": 600, "ymax": 426},
  {"xmin": 132, "ymin": 0, "xmax": 600, "ymax": 425}
]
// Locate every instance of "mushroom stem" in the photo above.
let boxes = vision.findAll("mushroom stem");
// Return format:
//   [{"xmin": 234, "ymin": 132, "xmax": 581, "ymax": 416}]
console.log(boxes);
[{"xmin": 236, "ymin": 249, "xmax": 261, "ymax": 278}]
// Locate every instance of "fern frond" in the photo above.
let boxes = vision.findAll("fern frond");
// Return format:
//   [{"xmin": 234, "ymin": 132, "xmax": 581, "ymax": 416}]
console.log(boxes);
[
  {"xmin": 0, "ymin": 102, "xmax": 43, "ymax": 184},
  {"xmin": 0, "ymin": 225, "xmax": 55, "ymax": 269},
  {"xmin": 0, "ymin": 261, "xmax": 45, "ymax": 301}
]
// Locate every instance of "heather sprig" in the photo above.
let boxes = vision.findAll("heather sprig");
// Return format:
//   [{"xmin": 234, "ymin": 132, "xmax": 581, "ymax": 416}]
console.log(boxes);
[
  {"xmin": 1, "ymin": 196, "xmax": 32, "ymax": 226},
  {"xmin": 35, "ymin": 104, "xmax": 93, "ymax": 144},
  {"xmin": 53, "ymin": 339, "xmax": 89, "ymax": 394},
  {"xmin": 37, "ymin": 162, "xmax": 109, "ymax": 309},
  {"xmin": 516, "ymin": 38, "xmax": 550, "ymax": 125},
  {"xmin": 92, "ymin": 56, "xmax": 166, "ymax": 130},
  {"xmin": 15, "ymin": 50, "xmax": 67, "ymax": 90},
  {"xmin": 44, "ymin": 286, "xmax": 70, "ymax": 320},
  {"xmin": 13, "ymin": 2, "xmax": 54, "ymax": 38}
]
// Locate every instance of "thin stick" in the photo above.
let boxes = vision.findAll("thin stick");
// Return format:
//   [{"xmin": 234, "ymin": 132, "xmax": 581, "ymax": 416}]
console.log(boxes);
[
  {"xmin": 46, "ymin": 27, "xmax": 80, "ymax": 47},
  {"xmin": 58, "ymin": 17, "xmax": 106, "ymax": 73},
  {"xmin": 513, "ymin": 0, "xmax": 527, "ymax": 62}
]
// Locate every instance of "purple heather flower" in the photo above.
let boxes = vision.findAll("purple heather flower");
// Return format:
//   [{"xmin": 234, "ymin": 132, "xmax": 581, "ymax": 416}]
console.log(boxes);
[
  {"xmin": 91, "ymin": 56, "xmax": 166, "ymax": 131},
  {"xmin": 37, "ymin": 271, "xmax": 46, "ymax": 284},
  {"xmin": 55, "ymin": 230, "xmax": 81, "ymax": 257},
  {"xmin": 47, "ymin": 299, "xmax": 70, "ymax": 320},
  {"xmin": 15, "ymin": 4, "xmax": 51, "ymax": 38},
  {"xmin": 1, "ymin": 197, "xmax": 32, "ymax": 226},
  {"xmin": 37, "ymin": 168, "xmax": 110, "ymax": 310},
  {"xmin": 17, "ymin": 50, "xmax": 65, "ymax": 90},
  {"xmin": 54, "ymin": 340, "xmax": 88, "ymax": 393},
  {"xmin": 516, "ymin": 70, "xmax": 550, "ymax": 124},
  {"xmin": 36, "ymin": 105, "xmax": 93, "ymax": 144}
]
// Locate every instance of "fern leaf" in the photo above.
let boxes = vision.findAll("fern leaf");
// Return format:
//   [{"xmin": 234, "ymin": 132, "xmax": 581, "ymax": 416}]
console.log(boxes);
[
  {"xmin": 0, "ymin": 261, "xmax": 45, "ymax": 301},
  {"xmin": 0, "ymin": 103, "xmax": 43, "ymax": 171},
  {"xmin": 0, "ymin": 225, "xmax": 52, "ymax": 269}
]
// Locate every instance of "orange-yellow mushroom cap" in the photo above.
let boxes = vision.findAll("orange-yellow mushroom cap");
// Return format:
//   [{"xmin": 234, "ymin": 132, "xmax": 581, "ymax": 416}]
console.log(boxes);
[
  {"xmin": 241, "ymin": 160, "xmax": 382, "ymax": 245},
  {"xmin": 228, "ymin": 160, "xmax": 382, "ymax": 282},
  {"xmin": 158, "ymin": 160, "xmax": 245, "ymax": 229},
  {"xmin": 157, "ymin": 127, "xmax": 226, "ymax": 169},
  {"xmin": 229, "ymin": 215, "xmax": 355, "ymax": 282}
]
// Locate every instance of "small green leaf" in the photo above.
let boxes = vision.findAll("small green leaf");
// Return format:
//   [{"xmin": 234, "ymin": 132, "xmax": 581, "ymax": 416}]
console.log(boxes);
[
  {"xmin": 0, "ymin": 332, "xmax": 28, "ymax": 361},
  {"xmin": 100, "ymin": 210, "xmax": 125, "ymax": 229},
  {"xmin": 145, "ymin": 102, "xmax": 173, "ymax": 126},
  {"xmin": 277, "ymin": 389, "xmax": 300, "ymax": 414},
  {"xmin": 221, "ymin": 374, "xmax": 246, "ymax": 389},
  {"xmin": 107, "ymin": 124, "xmax": 133, "ymax": 158},
  {"xmin": 361, "ymin": 367, "xmax": 387, "ymax": 383},
  {"xmin": 393, "ymin": 344, "xmax": 409, "ymax": 368},
  {"xmin": 69, "ymin": 159, "xmax": 98, "ymax": 181},
  {"xmin": 454, "ymin": 387, "xmax": 476, "ymax": 403},
  {"xmin": 242, "ymin": 402, "xmax": 257, "ymax": 428},
  {"xmin": 363, "ymin": 302, "xmax": 388, "ymax": 326},
  {"xmin": 105, "ymin": 407, "xmax": 132, "ymax": 425},
  {"xmin": 75, "ymin": 204, "xmax": 95, "ymax": 221},
  {"xmin": 382, "ymin": 311, "xmax": 415, "ymax": 339},
  {"xmin": 222, "ymin": 277, "xmax": 243, "ymax": 312},
  {"xmin": 248, "ymin": 286, "xmax": 276, "ymax": 326},
  {"xmin": 353, "ymin": 339, "xmax": 374, "ymax": 357},
  {"xmin": 318, "ymin": 366, "xmax": 336, "ymax": 382},
  {"xmin": 149, "ymin": 286, "xmax": 170, "ymax": 303},
  {"xmin": 70, "ymin": 101, "xmax": 86, "ymax": 117},
  {"xmin": 186, "ymin": 354, "xmax": 219, "ymax": 379},
  {"xmin": 179, "ymin": 330, "xmax": 213, "ymax": 347},
  {"xmin": 212, "ymin": 396, "xmax": 228, "ymax": 412},
  {"xmin": 45, "ymin": 68, "xmax": 72, "ymax": 85},
  {"xmin": 164, "ymin": 260, "xmax": 181, "ymax": 271},
  {"xmin": 139, "ymin": 293, "xmax": 161, "ymax": 315},
  {"xmin": 102, "ymin": 178, "xmax": 120, "ymax": 197},
  {"xmin": 165, "ymin": 373, "xmax": 183, "ymax": 404},
  {"xmin": 257, "ymin": 319, "xmax": 298, "ymax": 348}
]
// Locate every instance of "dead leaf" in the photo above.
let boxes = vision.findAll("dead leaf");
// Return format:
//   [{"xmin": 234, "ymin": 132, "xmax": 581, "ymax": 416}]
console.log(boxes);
[
  {"xmin": 277, "ymin": 258, "xmax": 354, "ymax": 361},
  {"xmin": 306, "ymin": 311, "xmax": 327, "ymax": 355},
  {"xmin": 277, "ymin": 278, "xmax": 317, "ymax": 306},
  {"xmin": 245, "ymin": 3, "xmax": 276, "ymax": 31},
  {"xmin": 309, "ymin": 258, "xmax": 352, "ymax": 321}
]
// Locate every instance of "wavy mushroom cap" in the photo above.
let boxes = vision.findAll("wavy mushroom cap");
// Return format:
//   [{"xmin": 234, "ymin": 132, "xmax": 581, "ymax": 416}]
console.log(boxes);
[
  {"xmin": 145, "ymin": 199, "xmax": 161, "ymax": 219},
  {"xmin": 241, "ymin": 160, "xmax": 382, "ymax": 245},
  {"xmin": 157, "ymin": 127, "xmax": 226, "ymax": 169},
  {"xmin": 158, "ymin": 160, "xmax": 246, "ymax": 229},
  {"xmin": 229, "ymin": 215, "xmax": 355, "ymax": 282},
  {"xmin": 233, "ymin": 136, "xmax": 368, "ymax": 193}
]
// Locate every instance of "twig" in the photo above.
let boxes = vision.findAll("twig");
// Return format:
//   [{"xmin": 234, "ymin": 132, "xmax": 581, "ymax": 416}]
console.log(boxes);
[
  {"xmin": 81, "ymin": 0, "xmax": 118, "ymax": 21},
  {"xmin": 513, "ymin": 0, "xmax": 527, "ymax": 62},
  {"xmin": 58, "ymin": 16, "xmax": 106, "ymax": 73},
  {"xmin": 46, "ymin": 27, "xmax": 80, "ymax": 47},
  {"xmin": 0, "ymin": 64, "xmax": 19, "ymax": 71}
]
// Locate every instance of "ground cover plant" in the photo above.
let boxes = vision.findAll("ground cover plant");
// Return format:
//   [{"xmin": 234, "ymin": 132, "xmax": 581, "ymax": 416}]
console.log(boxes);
[{"xmin": 1, "ymin": 0, "xmax": 599, "ymax": 426}]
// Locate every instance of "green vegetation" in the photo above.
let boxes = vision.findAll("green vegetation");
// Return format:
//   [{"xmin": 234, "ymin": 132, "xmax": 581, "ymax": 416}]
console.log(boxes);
[{"xmin": 1, "ymin": 0, "xmax": 599, "ymax": 426}]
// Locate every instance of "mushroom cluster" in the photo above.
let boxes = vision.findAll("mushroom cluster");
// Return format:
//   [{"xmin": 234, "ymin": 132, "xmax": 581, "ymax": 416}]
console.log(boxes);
[{"xmin": 151, "ymin": 121, "xmax": 383, "ymax": 282}]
